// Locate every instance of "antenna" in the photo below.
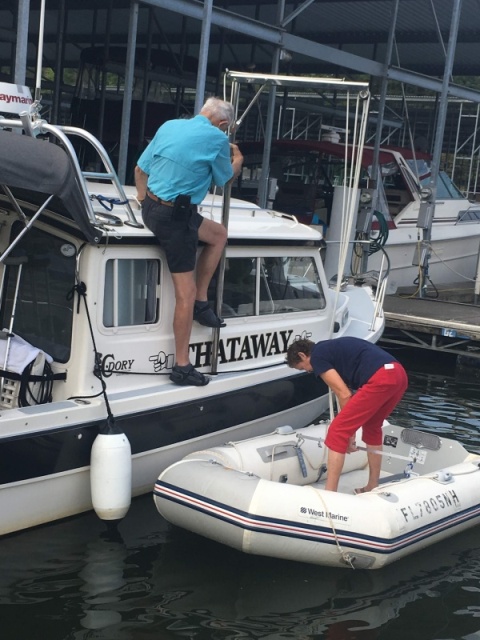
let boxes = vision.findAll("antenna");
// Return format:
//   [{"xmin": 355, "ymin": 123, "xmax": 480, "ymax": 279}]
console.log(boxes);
[{"xmin": 34, "ymin": 0, "xmax": 47, "ymax": 103}]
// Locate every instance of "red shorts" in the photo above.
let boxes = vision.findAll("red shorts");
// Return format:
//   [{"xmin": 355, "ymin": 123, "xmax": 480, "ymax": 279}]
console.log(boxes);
[{"xmin": 324, "ymin": 362, "xmax": 408, "ymax": 453}]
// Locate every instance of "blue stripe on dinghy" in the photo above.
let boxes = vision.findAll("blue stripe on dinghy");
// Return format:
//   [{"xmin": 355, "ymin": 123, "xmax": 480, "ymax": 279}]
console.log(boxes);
[{"xmin": 154, "ymin": 480, "xmax": 480, "ymax": 556}]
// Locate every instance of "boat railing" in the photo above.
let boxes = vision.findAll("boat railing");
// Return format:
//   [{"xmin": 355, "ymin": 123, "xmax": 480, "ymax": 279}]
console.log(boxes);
[{"xmin": 0, "ymin": 112, "xmax": 143, "ymax": 231}]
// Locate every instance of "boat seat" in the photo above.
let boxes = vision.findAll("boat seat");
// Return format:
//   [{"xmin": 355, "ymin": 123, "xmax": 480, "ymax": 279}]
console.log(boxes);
[{"xmin": 380, "ymin": 425, "xmax": 470, "ymax": 476}]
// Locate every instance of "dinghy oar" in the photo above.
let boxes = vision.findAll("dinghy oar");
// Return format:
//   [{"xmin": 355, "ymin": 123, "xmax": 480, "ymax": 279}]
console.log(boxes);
[{"xmin": 355, "ymin": 445, "xmax": 416, "ymax": 462}]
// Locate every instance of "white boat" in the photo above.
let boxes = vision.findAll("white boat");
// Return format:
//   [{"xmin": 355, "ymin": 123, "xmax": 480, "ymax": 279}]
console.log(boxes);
[
  {"xmin": 153, "ymin": 421, "xmax": 480, "ymax": 569},
  {"xmin": 0, "ymin": 85, "xmax": 384, "ymax": 536},
  {"xmin": 237, "ymin": 139, "xmax": 480, "ymax": 294}
]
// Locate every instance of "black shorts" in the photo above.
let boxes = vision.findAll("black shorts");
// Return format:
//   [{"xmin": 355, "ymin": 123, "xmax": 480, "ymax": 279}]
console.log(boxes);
[{"xmin": 142, "ymin": 195, "xmax": 204, "ymax": 273}]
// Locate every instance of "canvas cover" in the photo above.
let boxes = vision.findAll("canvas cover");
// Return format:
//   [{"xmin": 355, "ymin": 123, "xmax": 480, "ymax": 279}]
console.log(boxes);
[{"xmin": 0, "ymin": 130, "xmax": 101, "ymax": 244}]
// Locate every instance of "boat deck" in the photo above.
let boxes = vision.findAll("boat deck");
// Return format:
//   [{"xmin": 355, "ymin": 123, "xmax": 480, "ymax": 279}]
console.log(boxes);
[
  {"xmin": 380, "ymin": 282, "xmax": 480, "ymax": 360},
  {"xmin": 317, "ymin": 468, "xmax": 394, "ymax": 495}
]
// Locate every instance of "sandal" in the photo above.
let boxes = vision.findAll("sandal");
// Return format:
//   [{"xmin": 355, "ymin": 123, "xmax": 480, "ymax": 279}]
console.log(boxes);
[
  {"xmin": 193, "ymin": 302, "xmax": 226, "ymax": 328},
  {"xmin": 169, "ymin": 364, "xmax": 210, "ymax": 386}
]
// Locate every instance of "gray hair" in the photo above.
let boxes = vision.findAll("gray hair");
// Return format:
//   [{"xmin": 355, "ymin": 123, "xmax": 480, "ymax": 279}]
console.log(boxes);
[{"xmin": 201, "ymin": 97, "xmax": 235, "ymax": 127}]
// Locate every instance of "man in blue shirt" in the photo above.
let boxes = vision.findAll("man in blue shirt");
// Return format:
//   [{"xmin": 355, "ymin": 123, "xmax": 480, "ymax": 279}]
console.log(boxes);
[
  {"xmin": 286, "ymin": 337, "xmax": 408, "ymax": 492},
  {"xmin": 135, "ymin": 98, "xmax": 243, "ymax": 386}
]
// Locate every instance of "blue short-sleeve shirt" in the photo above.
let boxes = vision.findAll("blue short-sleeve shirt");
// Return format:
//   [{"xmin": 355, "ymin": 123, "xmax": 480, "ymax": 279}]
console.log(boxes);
[
  {"xmin": 137, "ymin": 114, "xmax": 233, "ymax": 204},
  {"xmin": 310, "ymin": 337, "xmax": 397, "ymax": 390}
]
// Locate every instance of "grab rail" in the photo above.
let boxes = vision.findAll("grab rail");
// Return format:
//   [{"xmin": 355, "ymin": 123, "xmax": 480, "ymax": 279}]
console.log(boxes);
[{"xmin": 0, "ymin": 113, "xmax": 143, "ymax": 231}]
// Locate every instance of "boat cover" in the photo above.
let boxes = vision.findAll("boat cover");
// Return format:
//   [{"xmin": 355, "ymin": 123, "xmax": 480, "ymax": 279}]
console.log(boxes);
[
  {"xmin": 239, "ymin": 139, "xmax": 431, "ymax": 168},
  {"xmin": 0, "ymin": 129, "xmax": 101, "ymax": 244}
]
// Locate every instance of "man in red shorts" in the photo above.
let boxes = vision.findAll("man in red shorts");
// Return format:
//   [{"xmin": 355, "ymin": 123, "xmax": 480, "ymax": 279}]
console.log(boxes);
[{"xmin": 286, "ymin": 337, "xmax": 408, "ymax": 492}]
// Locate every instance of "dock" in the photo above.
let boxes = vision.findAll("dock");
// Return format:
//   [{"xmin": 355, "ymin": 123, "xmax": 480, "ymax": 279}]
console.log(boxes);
[{"xmin": 379, "ymin": 282, "xmax": 480, "ymax": 360}]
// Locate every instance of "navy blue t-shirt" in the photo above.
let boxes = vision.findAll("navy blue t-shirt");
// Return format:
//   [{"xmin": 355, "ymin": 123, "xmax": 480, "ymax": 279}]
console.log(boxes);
[{"xmin": 310, "ymin": 337, "xmax": 397, "ymax": 390}]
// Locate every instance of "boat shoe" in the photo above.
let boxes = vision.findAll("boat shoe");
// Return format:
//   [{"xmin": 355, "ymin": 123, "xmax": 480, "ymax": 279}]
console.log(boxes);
[
  {"xmin": 169, "ymin": 364, "xmax": 210, "ymax": 386},
  {"xmin": 193, "ymin": 301, "xmax": 226, "ymax": 328}
]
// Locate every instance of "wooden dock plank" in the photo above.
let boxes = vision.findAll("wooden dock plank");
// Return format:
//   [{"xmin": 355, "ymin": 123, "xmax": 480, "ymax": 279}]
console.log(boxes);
[{"xmin": 379, "ymin": 283, "xmax": 480, "ymax": 359}]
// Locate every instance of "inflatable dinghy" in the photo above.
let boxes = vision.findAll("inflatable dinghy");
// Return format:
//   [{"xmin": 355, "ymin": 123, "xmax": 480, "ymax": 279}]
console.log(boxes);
[{"xmin": 154, "ymin": 422, "xmax": 480, "ymax": 569}]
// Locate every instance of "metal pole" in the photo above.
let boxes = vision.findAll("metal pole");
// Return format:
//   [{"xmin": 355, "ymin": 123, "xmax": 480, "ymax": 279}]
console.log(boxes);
[
  {"xmin": 361, "ymin": 0, "xmax": 399, "ymax": 273},
  {"xmin": 52, "ymin": 0, "xmax": 67, "ymax": 124},
  {"xmin": 34, "ymin": 0, "xmax": 47, "ymax": 103},
  {"xmin": 257, "ymin": 0, "xmax": 286, "ymax": 208},
  {"xmin": 14, "ymin": 0, "xmax": 30, "ymax": 85},
  {"xmin": 417, "ymin": 0, "xmax": 462, "ymax": 297},
  {"xmin": 117, "ymin": 1, "xmax": 139, "ymax": 184},
  {"xmin": 98, "ymin": 0, "xmax": 113, "ymax": 147},
  {"xmin": 194, "ymin": 0, "xmax": 213, "ymax": 114},
  {"xmin": 138, "ymin": 9, "xmax": 154, "ymax": 151},
  {"xmin": 211, "ymin": 1, "xmax": 285, "ymax": 373},
  {"xmin": 210, "ymin": 88, "xmax": 235, "ymax": 374}
]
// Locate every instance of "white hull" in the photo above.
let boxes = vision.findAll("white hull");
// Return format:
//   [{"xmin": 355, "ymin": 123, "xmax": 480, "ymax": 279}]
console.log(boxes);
[
  {"xmin": 370, "ymin": 222, "xmax": 480, "ymax": 294},
  {"xmin": 0, "ymin": 94, "xmax": 384, "ymax": 537},
  {"xmin": 0, "ymin": 184, "xmax": 384, "ymax": 537},
  {"xmin": 154, "ymin": 422, "xmax": 480, "ymax": 569},
  {"xmin": 0, "ymin": 368, "xmax": 330, "ymax": 537}
]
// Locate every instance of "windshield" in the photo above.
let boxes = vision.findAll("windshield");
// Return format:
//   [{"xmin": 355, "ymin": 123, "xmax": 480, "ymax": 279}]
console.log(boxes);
[
  {"xmin": 419, "ymin": 171, "xmax": 465, "ymax": 200},
  {"xmin": 406, "ymin": 159, "xmax": 430, "ymax": 180},
  {"xmin": 405, "ymin": 158, "xmax": 464, "ymax": 199}
]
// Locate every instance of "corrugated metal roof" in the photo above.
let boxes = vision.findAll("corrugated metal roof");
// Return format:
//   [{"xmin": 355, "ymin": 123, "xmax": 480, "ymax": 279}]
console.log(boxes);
[{"xmin": 1, "ymin": 0, "xmax": 479, "ymax": 78}]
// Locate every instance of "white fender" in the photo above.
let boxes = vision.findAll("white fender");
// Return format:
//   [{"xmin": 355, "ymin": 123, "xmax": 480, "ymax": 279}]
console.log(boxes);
[{"xmin": 90, "ymin": 431, "xmax": 132, "ymax": 521}]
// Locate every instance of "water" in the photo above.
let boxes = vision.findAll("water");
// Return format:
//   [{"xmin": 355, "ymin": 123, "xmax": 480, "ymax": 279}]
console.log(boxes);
[{"xmin": 2, "ymin": 351, "xmax": 480, "ymax": 640}]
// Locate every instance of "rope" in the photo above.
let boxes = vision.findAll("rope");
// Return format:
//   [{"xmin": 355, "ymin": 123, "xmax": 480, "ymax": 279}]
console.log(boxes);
[
  {"xmin": 90, "ymin": 194, "xmax": 128, "ymax": 211},
  {"xmin": 67, "ymin": 281, "xmax": 116, "ymax": 433},
  {"xmin": 328, "ymin": 87, "xmax": 370, "ymax": 338},
  {"xmin": 104, "ymin": 360, "xmax": 289, "ymax": 377},
  {"xmin": 312, "ymin": 487, "xmax": 356, "ymax": 569}
]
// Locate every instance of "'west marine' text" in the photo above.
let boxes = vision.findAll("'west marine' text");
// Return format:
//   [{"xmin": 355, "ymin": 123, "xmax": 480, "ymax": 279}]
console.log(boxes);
[{"xmin": 300, "ymin": 506, "xmax": 349, "ymax": 523}]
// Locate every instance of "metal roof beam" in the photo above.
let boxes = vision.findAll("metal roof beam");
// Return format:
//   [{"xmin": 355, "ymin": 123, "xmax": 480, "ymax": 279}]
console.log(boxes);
[
  {"xmin": 282, "ymin": 32, "xmax": 480, "ymax": 104},
  {"xmin": 142, "ymin": 0, "xmax": 480, "ymax": 104},
  {"xmin": 142, "ymin": 0, "xmax": 283, "ymax": 44},
  {"xmin": 281, "ymin": 0, "xmax": 316, "ymax": 28},
  {"xmin": 386, "ymin": 66, "xmax": 480, "ymax": 102}
]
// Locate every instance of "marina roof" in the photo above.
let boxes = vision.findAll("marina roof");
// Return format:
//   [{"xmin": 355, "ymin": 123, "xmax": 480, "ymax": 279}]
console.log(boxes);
[{"xmin": 2, "ymin": 1, "xmax": 480, "ymax": 83}]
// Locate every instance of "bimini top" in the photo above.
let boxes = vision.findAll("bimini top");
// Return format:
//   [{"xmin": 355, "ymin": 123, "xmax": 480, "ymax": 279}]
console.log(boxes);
[
  {"xmin": 238, "ymin": 138, "xmax": 432, "ymax": 170},
  {"xmin": 0, "ymin": 129, "xmax": 102, "ymax": 244}
]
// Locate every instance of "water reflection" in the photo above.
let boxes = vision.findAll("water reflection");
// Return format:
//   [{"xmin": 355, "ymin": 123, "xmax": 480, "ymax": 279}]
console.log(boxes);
[
  {"xmin": 1, "ymin": 360, "xmax": 480, "ymax": 640},
  {"xmin": 391, "ymin": 366, "xmax": 480, "ymax": 452}
]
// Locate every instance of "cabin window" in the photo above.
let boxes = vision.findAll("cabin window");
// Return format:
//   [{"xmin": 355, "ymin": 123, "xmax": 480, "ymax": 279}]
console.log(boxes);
[
  {"xmin": 103, "ymin": 259, "xmax": 160, "ymax": 327},
  {"xmin": 221, "ymin": 256, "xmax": 326, "ymax": 317},
  {"xmin": 0, "ymin": 226, "xmax": 76, "ymax": 363}
]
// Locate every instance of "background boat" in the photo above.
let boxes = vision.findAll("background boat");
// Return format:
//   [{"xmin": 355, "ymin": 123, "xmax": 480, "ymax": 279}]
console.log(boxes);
[{"xmin": 236, "ymin": 138, "xmax": 480, "ymax": 294}]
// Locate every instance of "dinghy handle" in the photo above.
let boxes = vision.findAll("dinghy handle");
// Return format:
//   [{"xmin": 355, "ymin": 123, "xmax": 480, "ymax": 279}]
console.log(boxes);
[{"xmin": 295, "ymin": 446, "xmax": 308, "ymax": 477}]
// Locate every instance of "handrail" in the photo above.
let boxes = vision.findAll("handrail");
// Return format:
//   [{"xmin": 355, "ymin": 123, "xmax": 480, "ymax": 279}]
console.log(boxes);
[
  {"xmin": 0, "ymin": 114, "xmax": 143, "ymax": 230},
  {"xmin": 58, "ymin": 125, "xmax": 143, "ymax": 228}
]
